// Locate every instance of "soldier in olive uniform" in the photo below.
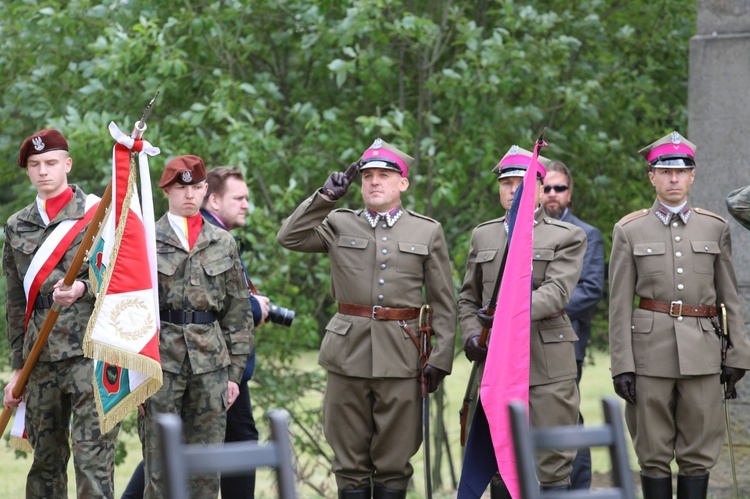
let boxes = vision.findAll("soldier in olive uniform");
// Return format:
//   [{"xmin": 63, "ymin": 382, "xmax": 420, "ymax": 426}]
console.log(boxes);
[
  {"xmin": 458, "ymin": 145, "xmax": 586, "ymax": 496},
  {"xmin": 138, "ymin": 155, "xmax": 253, "ymax": 499},
  {"xmin": 277, "ymin": 139, "xmax": 456, "ymax": 499},
  {"xmin": 3, "ymin": 129, "xmax": 119, "ymax": 498},
  {"xmin": 609, "ymin": 131, "xmax": 750, "ymax": 499}
]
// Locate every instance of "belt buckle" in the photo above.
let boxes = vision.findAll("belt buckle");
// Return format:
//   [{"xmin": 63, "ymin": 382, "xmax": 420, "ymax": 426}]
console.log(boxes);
[
  {"xmin": 669, "ymin": 300, "xmax": 683, "ymax": 317},
  {"xmin": 184, "ymin": 310, "xmax": 194, "ymax": 323},
  {"xmin": 371, "ymin": 305, "xmax": 382, "ymax": 320}
]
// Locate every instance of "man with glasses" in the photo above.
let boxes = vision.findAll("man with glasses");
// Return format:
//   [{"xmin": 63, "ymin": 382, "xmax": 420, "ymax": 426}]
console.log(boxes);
[
  {"xmin": 541, "ymin": 161, "xmax": 605, "ymax": 490},
  {"xmin": 609, "ymin": 131, "xmax": 750, "ymax": 499}
]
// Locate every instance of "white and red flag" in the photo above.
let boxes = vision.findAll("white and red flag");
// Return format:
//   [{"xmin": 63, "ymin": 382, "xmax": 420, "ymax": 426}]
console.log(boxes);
[{"xmin": 83, "ymin": 122, "xmax": 162, "ymax": 432}]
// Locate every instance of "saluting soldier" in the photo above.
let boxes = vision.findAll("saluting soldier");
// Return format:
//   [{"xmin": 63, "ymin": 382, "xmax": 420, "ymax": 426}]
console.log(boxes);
[
  {"xmin": 458, "ymin": 145, "xmax": 586, "ymax": 496},
  {"xmin": 609, "ymin": 132, "xmax": 750, "ymax": 499},
  {"xmin": 277, "ymin": 139, "xmax": 456, "ymax": 499},
  {"xmin": 3, "ymin": 128, "xmax": 119, "ymax": 498},
  {"xmin": 138, "ymin": 155, "xmax": 253, "ymax": 499}
]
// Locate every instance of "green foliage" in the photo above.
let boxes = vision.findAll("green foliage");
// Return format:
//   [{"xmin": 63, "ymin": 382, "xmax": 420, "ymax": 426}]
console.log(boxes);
[{"xmin": 0, "ymin": 0, "xmax": 696, "ymax": 492}]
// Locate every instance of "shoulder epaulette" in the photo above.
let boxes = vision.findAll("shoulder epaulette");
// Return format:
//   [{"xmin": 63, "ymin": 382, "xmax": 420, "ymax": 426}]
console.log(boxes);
[
  {"xmin": 693, "ymin": 207, "xmax": 727, "ymax": 223},
  {"xmin": 543, "ymin": 218, "xmax": 573, "ymax": 230},
  {"xmin": 406, "ymin": 209, "xmax": 438, "ymax": 224},
  {"xmin": 333, "ymin": 208, "xmax": 358, "ymax": 215},
  {"xmin": 618, "ymin": 208, "xmax": 650, "ymax": 226},
  {"xmin": 476, "ymin": 217, "xmax": 504, "ymax": 229}
]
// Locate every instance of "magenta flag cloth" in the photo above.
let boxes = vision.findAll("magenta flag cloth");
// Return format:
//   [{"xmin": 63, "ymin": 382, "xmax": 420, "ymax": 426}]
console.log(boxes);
[{"xmin": 479, "ymin": 142, "xmax": 544, "ymax": 499}]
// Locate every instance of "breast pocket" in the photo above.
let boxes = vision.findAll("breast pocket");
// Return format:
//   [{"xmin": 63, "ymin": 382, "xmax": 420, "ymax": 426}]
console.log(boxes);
[
  {"xmin": 691, "ymin": 240, "xmax": 720, "ymax": 274},
  {"xmin": 200, "ymin": 256, "xmax": 234, "ymax": 294},
  {"xmin": 477, "ymin": 249, "xmax": 499, "ymax": 284},
  {"xmin": 633, "ymin": 242, "xmax": 666, "ymax": 276},
  {"xmin": 335, "ymin": 235, "xmax": 369, "ymax": 270},
  {"xmin": 397, "ymin": 242, "xmax": 429, "ymax": 274},
  {"xmin": 532, "ymin": 248, "xmax": 554, "ymax": 287}
]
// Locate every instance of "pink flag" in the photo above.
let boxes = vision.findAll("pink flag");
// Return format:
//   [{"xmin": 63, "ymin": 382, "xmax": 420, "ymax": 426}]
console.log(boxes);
[{"xmin": 479, "ymin": 139, "xmax": 545, "ymax": 499}]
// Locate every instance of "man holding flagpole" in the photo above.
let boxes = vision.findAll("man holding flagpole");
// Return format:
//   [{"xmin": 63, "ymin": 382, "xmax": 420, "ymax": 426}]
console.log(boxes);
[
  {"xmin": 3, "ymin": 128, "xmax": 119, "ymax": 497},
  {"xmin": 458, "ymin": 145, "xmax": 586, "ymax": 496},
  {"xmin": 138, "ymin": 155, "xmax": 253, "ymax": 499}
]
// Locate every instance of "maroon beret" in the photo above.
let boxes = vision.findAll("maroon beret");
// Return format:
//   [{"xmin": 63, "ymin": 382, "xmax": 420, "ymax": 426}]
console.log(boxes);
[
  {"xmin": 159, "ymin": 155, "xmax": 207, "ymax": 188},
  {"xmin": 18, "ymin": 129, "xmax": 69, "ymax": 167}
]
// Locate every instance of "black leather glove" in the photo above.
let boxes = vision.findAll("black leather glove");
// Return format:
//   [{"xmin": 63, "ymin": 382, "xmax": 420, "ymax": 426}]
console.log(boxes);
[
  {"xmin": 423, "ymin": 365, "xmax": 448, "ymax": 393},
  {"xmin": 321, "ymin": 162, "xmax": 359, "ymax": 200},
  {"xmin": 721, "ymin": 365, "xmax": 745, "ymax": 400},
  {"xmin": 613, "ymin": 372, "xmax": 636, "ymax": 405},
  {"xmin": 476, "ymin": 307, "xmax": 495, "ymax": 330},
  {"xmin": 464, "ymin": 334, "xmax": 487, "ymax": 363}
]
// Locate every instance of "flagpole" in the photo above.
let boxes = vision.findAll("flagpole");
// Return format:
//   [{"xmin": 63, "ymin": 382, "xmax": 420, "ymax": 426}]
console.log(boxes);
[{"xmin": 0, "ymin": 183, "xmax": 113, "ymax": 437}]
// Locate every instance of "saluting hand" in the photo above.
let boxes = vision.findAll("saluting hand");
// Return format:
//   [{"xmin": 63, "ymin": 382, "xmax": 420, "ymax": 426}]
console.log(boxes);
[
  {"xmin": 321, "ymin": 161, "xmax": 360, "ymax": 201},
  {"xmin": 721, "ymin": 365, "xmax": 745, "ymax": 399},
  {"xmin": 613, "ymin": 372, "xmax": 636, "ymax": 405}
]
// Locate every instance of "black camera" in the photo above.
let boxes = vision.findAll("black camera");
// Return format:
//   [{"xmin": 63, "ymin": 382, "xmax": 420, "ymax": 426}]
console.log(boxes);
[{"xmin": 267, "ymin": 303, "xmax": 295, "ymax": 327}]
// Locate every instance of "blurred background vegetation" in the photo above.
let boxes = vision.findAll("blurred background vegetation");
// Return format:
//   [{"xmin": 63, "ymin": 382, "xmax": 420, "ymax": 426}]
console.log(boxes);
[{"xmin": 0, "ymin": 0, "xmax": 694, "ymax": 494}]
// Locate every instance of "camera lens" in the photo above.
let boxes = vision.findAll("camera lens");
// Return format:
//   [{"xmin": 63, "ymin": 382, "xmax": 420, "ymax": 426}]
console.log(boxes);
[{"xmin": 267, "ymin": 304, "xmax": 295, "ymax": 327}]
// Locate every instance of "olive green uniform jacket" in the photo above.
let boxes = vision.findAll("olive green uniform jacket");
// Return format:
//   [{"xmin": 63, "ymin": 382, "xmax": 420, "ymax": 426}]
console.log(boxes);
[
  {"xmin": 609, "ymin": 199, "xmax": 750, "ymax": 379},
  {"xmin": 155, "ymin": 214, "xmax": 253, "ymax": 384},
  {"xmin": 277, "ymin": 191, "xmax": 456, "ymax": 378},
  {"xmin": 458, "ymin": 208, "xmax": 586, "ymax": 386}
]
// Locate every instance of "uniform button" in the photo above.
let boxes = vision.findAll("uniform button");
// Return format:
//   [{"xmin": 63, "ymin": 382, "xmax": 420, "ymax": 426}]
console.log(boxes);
[
  {"xmin": 677, "ymin": 316, "xmax": 683, "ymax": 322},
  {"xmin": 350, "ymin": 240, "xmax": 356, "ymax": 246},
  {"xmin": 677, "ymin": 284, "xmax": 684, "ymax": 290},
  {"xmin": 381, "ymin": 223, "xmax": 387, "ymax": 229},
  {"xmin": 675, "ymin": 252, "xmax": 682, "ymax": 258},
  {"xmin": 381, "ymin": 263, "xmax": 387, "ymax": 270},
  {"xmin": 382, "ymin": 249, "xmax": 388, "ymax": 254},
  {"xmin": 558, "ymin": 334, "xmax": 564, "ymax": 339},
  {"xmin": 379, "ymin": 279, "xmax": 385, "ymax": 285},
  {"xmin": 646, "ymin": 248, "xmax": 652, "ymax": 254},
  {"xmin": 410, "ymin": 246, "xmax": 416, "ymax": 252},
  {"xmin": 483, "ymin": 254, "xmax": 489, "ymax": 261},
  {"xmin": 677, "ymin": 268, "xmax": 684, "ymax": 274},
  {"xmin": 705, "ymin": 246, "xmax": 709, "ymax": 251},
  {"xmin": 631, "ymin": 325, "xmax": 635, "ymax": 330},
  {"xmin": 675, "ymin": 236, "xmax": 682, "ymax": 242},
  {"xmin": 382, "ymin": 237, "xmax": 387, "ymax": 242},
  {"xmin": 672, "ymin": 222, "xmax": 679, "ymax": 228},
  {"xmin": 378, "ymin": 295, "xmax": 384, "ymax": 300},
  {"xmin": 535, "ymin": 254, "xmax": 541, "ymax": 259}
]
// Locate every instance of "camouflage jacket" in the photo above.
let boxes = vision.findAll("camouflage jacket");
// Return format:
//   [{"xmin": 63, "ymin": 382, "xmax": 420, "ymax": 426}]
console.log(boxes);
[
  {"xmin": 3, "ymin": 185, "xmax": 96, "ymax": 369},
  {"xmin": 155, "ymin": 214, "xmax": 253, "ymax": 384}
]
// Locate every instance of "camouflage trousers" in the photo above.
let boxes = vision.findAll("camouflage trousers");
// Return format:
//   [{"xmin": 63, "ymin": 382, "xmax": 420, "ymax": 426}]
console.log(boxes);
[
  {"xmin": 138, "ymin": 358, "xmax": 229, "ymax": 499},
  {"xmin": 25, "ymin": 356, "xmax": 119, "ymax": 499}
]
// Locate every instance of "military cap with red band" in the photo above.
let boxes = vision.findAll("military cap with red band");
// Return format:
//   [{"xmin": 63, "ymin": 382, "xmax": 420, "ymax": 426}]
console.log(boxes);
[
  {"xmin": 639, "ymin": 131, "xmax": 697, "ymax": 168},
  {"xmin": 359, "ymin": 138, "xmax": 415, "ymax": 178},
  {"xmin": 491, "ymin": 145, "xmax": 551, "ymax": 180},
  {"xmin": 17, "ymin": 128, "xmax": 69, "ymax": 168},
  {"xmin": 159, "ymin": 155, "xmax": 207, "ymax": 188}
]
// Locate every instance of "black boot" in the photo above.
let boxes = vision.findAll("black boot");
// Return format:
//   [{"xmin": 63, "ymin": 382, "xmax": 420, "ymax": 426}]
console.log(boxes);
[
  {"xmin": 490, "ymin": 478, "xmax": 512, "ymax": 499},
  {"xmin": 339, "ymin": 488, "xmax": 371, "ymax": 499},
  {"xmin": 641, "ymin": 474, "xmax": 672, "ymax": 499},
  {"xmin": 541, "ymin": 484, "xmax": 572, "ymax": 491},
  {"xmin": 372, "ymin": 486, "xmax": 406, "ymax": 499},
  {"xmin": 676, "ymin": 474, "xmax": 709, "ymax": 499}
]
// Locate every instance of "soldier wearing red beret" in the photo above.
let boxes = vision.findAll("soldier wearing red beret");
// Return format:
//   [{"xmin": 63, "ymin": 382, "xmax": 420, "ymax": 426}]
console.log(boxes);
[
  {"xmin": 138, "ymin": 155, "xmax": 253, "ymax": 499},
  {"xmin": 3, "ymin": 128, "xmax": 119, "ymax": 497}
]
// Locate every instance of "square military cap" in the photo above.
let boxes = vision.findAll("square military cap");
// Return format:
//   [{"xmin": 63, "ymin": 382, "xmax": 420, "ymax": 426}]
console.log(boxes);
[
  {"xmin": 359, "ymin": 138, "xmax": 415, "ymax": 178},
  {"xmin": 639, "ymin": 131, "xmax": 697, "ymax": 168},
  {"xmin": 159, "ymin": 155, "xmax": 207, "ymax": 188},
  {"xmin": 492, "ymin": 145, "xmax": 550, "ymax": 180},
  {"xmin": 17, "ymin": 128, "xmax": 69, "ymax": 167}
]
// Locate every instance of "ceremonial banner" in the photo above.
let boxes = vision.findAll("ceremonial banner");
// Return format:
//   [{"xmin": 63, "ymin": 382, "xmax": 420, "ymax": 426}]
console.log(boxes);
[
  {"xmin": 84, "ymin": 122, "xmax": 161, "ymax": 432},
  {"xmin": 458, "ymin": 140, "xmax": 544, "ymax": 499}
]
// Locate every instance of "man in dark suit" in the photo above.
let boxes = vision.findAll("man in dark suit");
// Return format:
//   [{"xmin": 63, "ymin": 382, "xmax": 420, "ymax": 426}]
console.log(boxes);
[{"xmin": 542, "ymin": 161, "xmax": 605, "ymax": 490}]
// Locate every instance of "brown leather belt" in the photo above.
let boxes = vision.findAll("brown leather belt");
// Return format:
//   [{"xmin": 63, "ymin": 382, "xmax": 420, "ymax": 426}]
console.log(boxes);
[
  {"xmin": 544, "ymin": 310, "xmax": 565, "ymax": 320},
  {"xmin": 638, "ymin": 298, "xmax": 717, "ymax": 318},
  {"xmin": 338, "ymin": 303, "xmax": 420, "ymax": 321}
]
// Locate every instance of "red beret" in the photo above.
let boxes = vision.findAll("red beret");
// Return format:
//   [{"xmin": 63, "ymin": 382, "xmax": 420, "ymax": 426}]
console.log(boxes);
[
  {"xmin": 159, "ymin": 155, "xmax": 207, "ymax": 188},
  {"xmin": 18, "ymin": 129, "xmax": 69, "ymax": 168}
]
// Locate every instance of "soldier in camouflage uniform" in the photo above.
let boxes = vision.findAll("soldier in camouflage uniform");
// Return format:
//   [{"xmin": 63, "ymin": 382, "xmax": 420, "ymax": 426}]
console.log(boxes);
[
  {"xmin": 277, "ymin": 139, "xmax": 456, "ymax": 499},
  {"xmin": 3, "ymin": 128, "xmax": 119, "ymax": 498},
  {"xmin": 138, "ymin": 155, "xmax": 253, "ymax": 499}
]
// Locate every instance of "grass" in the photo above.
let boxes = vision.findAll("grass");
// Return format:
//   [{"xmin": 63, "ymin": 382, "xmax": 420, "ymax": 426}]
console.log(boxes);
[{"xmin": 1, "ymin": 349, "xmax": 632, "ymax": 498}]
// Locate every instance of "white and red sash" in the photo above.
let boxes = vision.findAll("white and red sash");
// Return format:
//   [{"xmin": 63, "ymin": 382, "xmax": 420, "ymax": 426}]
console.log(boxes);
[{"xmin": 22, "ymin": 194, "xmax": 101, "ymax": 330}]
